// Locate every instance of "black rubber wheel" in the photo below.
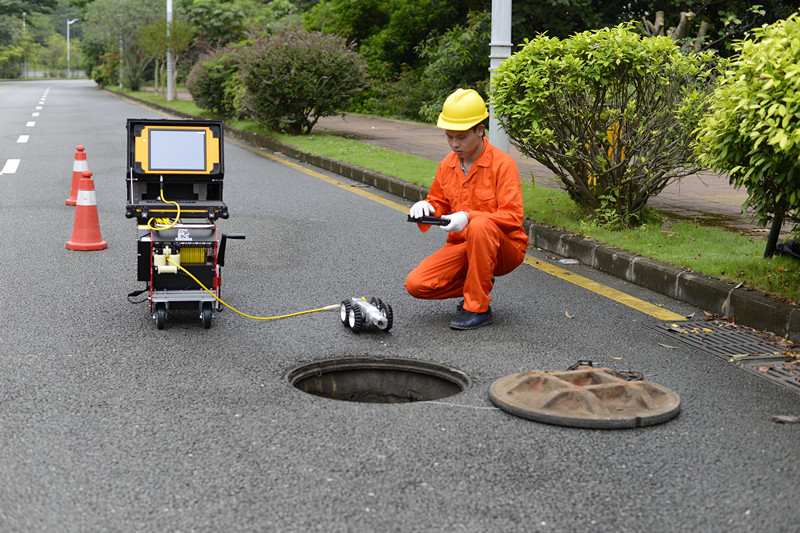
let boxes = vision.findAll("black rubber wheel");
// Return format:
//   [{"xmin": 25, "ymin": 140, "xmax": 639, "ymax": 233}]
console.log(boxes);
[
  {"xmin": 340, "ymin": 300, "xmax": 351, "ymax": 326},
  {"xmin": 201, "ymin": 302, "xmax": 213, "ymax": 329},
  {"xmin": 348, "ymin": 304, "xmax": 364, "ymax": 333},
  {"xmin": 371, "ymin": 297, "xmax": 393, "ymax": 332},
  {"xmin": 154, "ymin": 303, "xmax": 167, "ymax": 330},
  {"xmin": 381, "ymin": 303, "xmax": 394, "ymax": 332}
]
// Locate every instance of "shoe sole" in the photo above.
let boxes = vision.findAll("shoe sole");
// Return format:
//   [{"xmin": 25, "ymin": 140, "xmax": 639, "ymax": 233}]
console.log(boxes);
[{"xmin": 450, "ymin": 318, "xmax": 493, "ymax": 330}]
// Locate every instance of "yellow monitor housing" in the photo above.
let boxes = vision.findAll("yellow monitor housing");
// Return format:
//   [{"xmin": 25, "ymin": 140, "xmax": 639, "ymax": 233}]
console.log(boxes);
[
  {"xmin": 133, "ymin": 124, "xmax": 221, "ymax": 175},
  {"xmin": 126, "ymin": 118, "xmax": 227, "ymax": 221}
]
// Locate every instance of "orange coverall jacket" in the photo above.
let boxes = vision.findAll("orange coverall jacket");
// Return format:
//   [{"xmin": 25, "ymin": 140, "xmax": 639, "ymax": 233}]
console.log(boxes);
[{"xmin": 405, "ymin": 138, "xmax": 529, "ymax": 313}]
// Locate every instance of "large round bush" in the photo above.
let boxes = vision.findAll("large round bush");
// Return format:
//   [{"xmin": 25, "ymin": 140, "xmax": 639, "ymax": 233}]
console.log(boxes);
[
  {"xmin": 238, "ymin": 27, "xmax": 368, "ymax": 134},
  {"xmin": 492, "ymin": 24, "xmax": 719, "ymax": 227}
]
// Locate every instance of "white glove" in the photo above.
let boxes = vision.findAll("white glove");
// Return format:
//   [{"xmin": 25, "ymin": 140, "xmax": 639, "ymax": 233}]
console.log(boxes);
[
  {"xmin": 440, "ymin": 211, "xmax": 469, "ymax": 232},
  {"xmin": 409, "ymin": 200, "xmax": 434, "ymax": 219}
]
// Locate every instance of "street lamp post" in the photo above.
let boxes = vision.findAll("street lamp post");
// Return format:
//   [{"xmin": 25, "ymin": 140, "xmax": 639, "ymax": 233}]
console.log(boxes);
[
  {"xmin": 166, "ymin": 0, "xmax": 174, "ymax": 101},
  {"xmin": 67, "ymin": 18, "xmax": 79, "ymax": 79},
  {"xmin": 23, "ymin": 12, "xmax": 27, "ymax": 79},
  {"xmin": 489, "ymin": 0, "xmax": 512, "ymax": 153}
]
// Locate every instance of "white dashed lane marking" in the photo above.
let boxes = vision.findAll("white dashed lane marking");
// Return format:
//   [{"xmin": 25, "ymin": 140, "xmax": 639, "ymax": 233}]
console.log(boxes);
[{"xmin": 0, "ymin": 159, "xmax": 20, "ymax": 175}]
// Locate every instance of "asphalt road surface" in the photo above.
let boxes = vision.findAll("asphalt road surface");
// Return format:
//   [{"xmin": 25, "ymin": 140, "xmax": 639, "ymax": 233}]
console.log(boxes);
[{"xmin": 1, "ymin": 80, "xmax": 798, "ymax": 532}]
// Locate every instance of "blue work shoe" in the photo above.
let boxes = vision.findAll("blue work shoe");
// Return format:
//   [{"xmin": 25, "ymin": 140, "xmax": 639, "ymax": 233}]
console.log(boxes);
[{"xmin": 450, "ymin": 306, "xmax": 493, "ymax": 330}]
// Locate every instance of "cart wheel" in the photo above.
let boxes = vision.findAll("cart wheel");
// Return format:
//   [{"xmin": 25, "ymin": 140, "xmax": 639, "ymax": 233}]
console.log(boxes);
[
  {"xmin": 154, "ymin": 303, "xmax": 167, "ymax": 330},
  {"xmin": 348, "ymin": 304, "xmax": 364, "ymax": 333},
  {"xmin": 340, "ymin": 300, "xmax": 351, "ymax": 326},
  {"xmin": 201, "ymin": 302, "xmax": 213, "ymax": 329}
]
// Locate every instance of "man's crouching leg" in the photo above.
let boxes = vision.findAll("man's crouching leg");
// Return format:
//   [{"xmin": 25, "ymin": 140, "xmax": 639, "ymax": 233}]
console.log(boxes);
[{"xmin": 451, "ymin": 217, "xmax": 526, "ymax": 330}]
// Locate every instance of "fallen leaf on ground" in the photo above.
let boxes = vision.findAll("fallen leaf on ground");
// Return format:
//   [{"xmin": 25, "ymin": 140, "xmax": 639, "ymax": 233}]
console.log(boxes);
[
  {"xmin": 565, "ymin": 310, "xmax": 574, "ymax": 319},
  {"xmin": 770, "ymin": 415, "xmax": 800, "ymax": 424}
]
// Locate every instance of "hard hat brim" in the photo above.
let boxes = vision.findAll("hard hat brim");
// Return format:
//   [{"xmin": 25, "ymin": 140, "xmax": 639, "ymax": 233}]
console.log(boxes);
[{"xmin": 437, "ymin": 111, "xmax": 490, "ymax": 131}]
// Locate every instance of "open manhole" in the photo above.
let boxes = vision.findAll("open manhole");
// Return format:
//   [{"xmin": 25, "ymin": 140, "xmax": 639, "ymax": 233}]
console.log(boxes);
[{"xmin": 287, "ymin": 358, "xmax": 470, "ymax": 404}]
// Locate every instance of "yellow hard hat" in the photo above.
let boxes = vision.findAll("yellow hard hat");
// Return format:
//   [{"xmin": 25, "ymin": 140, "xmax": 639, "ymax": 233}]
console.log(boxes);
[{"xmin": 437, "ymin": 88, "xmax": 489, "ymax": 130}]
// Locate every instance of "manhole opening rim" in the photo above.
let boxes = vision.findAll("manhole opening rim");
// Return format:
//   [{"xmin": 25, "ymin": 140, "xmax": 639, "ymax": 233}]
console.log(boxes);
[{"xmin": 285, "ymin": 357, "xmax": 471, "ymax": 390}]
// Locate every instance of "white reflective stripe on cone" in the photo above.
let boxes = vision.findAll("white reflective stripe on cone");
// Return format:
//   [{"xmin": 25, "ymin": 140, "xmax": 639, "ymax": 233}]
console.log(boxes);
[
  {"xmin": 76, "ymin": 189, "xmax": 96, "ymax": 206},
  {"xmin": 73, "ymin": 160, "xmax": 88, "ymax": 171}
]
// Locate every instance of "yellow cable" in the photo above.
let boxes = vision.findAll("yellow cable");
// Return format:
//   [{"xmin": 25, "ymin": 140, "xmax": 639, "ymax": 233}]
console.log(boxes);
[
  {"xmin": 147, "ymin": 190, "xmax": 181, "ymax": 231},
  {"xmin": 164, "ymin": 256, "xmax": 338, "ymax": 320}
]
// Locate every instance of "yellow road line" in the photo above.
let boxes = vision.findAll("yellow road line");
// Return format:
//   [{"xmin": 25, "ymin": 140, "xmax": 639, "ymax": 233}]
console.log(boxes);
[
  {"xmin": 524, "ymin": 256, "xmax": 686, "ymax": 321},
  {"xmin": 231, "ymin": 135, "xmax": 685, "ymax": 321}
]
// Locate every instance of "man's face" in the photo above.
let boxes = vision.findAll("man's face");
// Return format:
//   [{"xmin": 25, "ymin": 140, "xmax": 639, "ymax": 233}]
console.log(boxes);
[{"xmin": 444, "ymin": 126, "xmax": 484, "ymax": 160}]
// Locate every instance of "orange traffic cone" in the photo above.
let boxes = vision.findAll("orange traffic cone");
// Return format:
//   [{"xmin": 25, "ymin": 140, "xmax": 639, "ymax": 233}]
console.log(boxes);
[
  {"xmin": 66, "ymin": 145, "xmax": 89, "ymax": 206},
  {"xmin": 66, "ymin": 170, "xmax": 107, "ymax": 251}
]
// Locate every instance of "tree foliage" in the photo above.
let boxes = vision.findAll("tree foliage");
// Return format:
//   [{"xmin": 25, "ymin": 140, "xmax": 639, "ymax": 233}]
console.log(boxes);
[
  {"xmin": 83, "ymin": 0, "xmax": 163, "ymax": 89},
  {"xmin": 492, "ymin": 23, "xmax": 719, "ymax": 227},
  {"xmin": 694, "ymin": 11, "xmax": 800, "ymax": 236},
  {"xmin": 188, "ymin": 0, "xmax": 246, "ymax": 50}
]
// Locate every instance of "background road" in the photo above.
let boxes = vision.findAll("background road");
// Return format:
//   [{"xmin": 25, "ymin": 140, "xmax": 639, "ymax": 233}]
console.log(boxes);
[{"xmin": 0, "ymin": 80, "xmax": 797, "ymax": 532}]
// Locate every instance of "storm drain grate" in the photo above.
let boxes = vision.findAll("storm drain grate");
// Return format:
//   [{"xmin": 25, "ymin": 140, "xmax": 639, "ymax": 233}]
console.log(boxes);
[
  {"xmin": 739, "ymin": 359, "xmax": 800, "ymax": 392},
  {"xmin": 646, "ymin": 319, "xmax": 785, "ymax": 359},
  {"xmin": 646, "ymin": 319, "xmax": 800, "ymax": 393}
]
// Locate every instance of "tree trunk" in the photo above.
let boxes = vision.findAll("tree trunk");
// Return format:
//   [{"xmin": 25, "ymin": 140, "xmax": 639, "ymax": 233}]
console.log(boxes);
[
  {"xmin": 668, "ymin": 12, "xmax": 695, "ymax": 41},
  {"xmin": 694, "ymin": 21, "xmax": 709, "ymax": 51},
  {"xmin": 643, "ymin": 11, "xmax": 665, "ymax": 36},
  {"xmin": 764, "ymin": 209, "xmax": 785, "ymax": 258}
]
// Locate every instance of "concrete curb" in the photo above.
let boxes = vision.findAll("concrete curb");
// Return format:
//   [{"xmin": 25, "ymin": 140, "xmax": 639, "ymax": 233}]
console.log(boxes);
[{"xmin": 119, "ymin": 92, "xmax": 800, "ymax": 342}]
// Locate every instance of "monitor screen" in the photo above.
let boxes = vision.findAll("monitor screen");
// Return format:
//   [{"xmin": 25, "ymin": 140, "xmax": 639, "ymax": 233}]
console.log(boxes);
[{"xmin": 148, "ymin": 129, "xmax": 207, "ymax": 171}]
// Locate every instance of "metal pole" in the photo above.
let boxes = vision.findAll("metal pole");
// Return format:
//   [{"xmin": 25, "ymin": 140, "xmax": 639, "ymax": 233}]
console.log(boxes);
[
  {"xmin": 166, "ymin": 0, "xmax": 174, "ymax": 101},
  {"xmin": 119, "ymin": 36, "xmax": 123, "ymax": 89},
  {"xmin": 489, "ymin": 0, "xmax": 512, "ymax": 153},
  {"xmin": 23, "ymin": 12, "xmax": 27, "ymax": 79},
  {"xmin": 67, "ymin": 19, "xmax": 78, "ymax": 79}
]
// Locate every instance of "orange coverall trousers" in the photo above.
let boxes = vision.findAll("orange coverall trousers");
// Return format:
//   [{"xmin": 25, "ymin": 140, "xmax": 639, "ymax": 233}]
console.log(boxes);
[{"xmin": 404, "ymin": 216, "xmax": 526, "ymax": 314}]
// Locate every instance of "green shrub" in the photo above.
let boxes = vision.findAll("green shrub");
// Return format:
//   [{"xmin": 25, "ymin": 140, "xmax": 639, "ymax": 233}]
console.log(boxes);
[
  {"xmin": 238, "ymin": 26, "xmax": 368, "ymax": 134},
  {"xmin": 186, "ymin": 46, "xmax": 242, "ymax": 117},
  {"xmin": 91, "ymin": 51, "xmax": 119, "ymax": 88},
  {"xmin": 492, "ymin": 23, "xmax": 719, "ymax": 228},
  {"xmin": 694, "ymin": 11, "xmax": 800, "ymax": 237}
]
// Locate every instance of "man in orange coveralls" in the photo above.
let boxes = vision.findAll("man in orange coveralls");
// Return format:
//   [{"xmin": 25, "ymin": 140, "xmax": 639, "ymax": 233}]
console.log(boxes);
[{"xmin": 405, "ymin": 88, "xmax": 529, "ymax": 330}]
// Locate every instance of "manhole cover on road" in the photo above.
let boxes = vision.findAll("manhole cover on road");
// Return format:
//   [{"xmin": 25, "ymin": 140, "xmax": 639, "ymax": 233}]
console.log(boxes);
[
  {"xmin": 287, "ymin": 358, "xmax": 470, "ymax": 404},
  {"xmin": 489, "ymin": 366, "xmax": 680, "ymax": 429}
]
